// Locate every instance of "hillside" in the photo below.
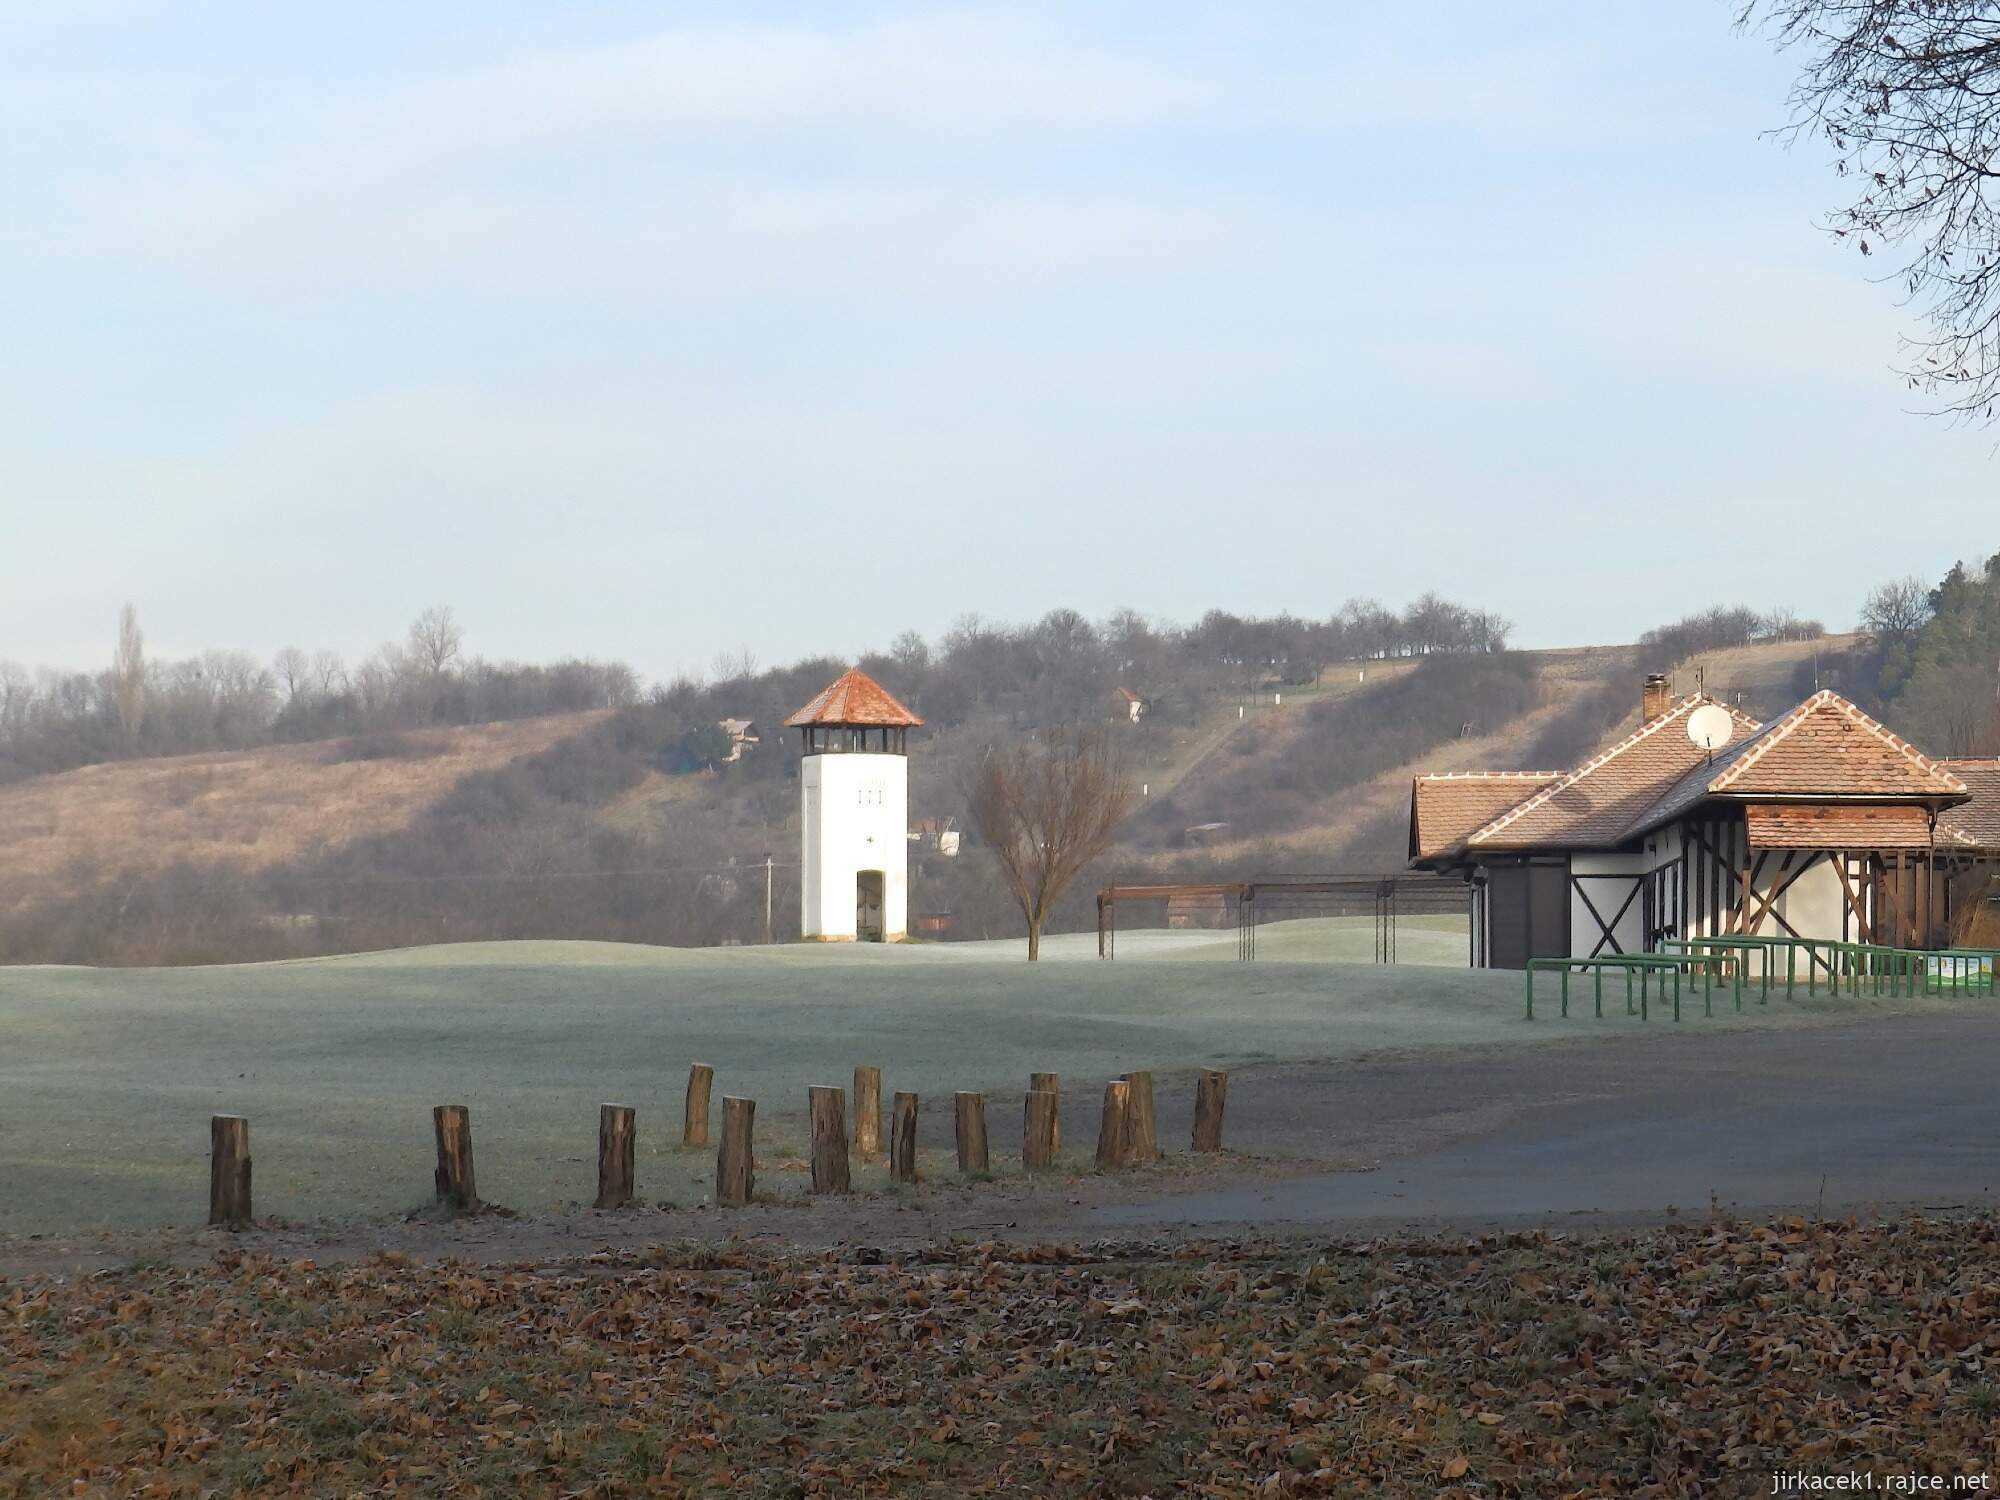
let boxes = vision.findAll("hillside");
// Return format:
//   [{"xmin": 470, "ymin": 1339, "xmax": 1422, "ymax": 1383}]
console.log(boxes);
[
  {"xmin": 0, "ymin": 633, "xmax": 1857, "ymax": 964},
  {"xmin": 0, "ymin": 715, "xmax": 605, "ymax": 915},
  {"xmin": 1103, "ymin": 635, "xmax": 1850, "ymax": 871}
]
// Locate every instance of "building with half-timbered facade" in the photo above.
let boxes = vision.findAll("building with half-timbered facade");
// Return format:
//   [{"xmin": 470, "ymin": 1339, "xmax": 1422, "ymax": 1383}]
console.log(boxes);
[{"xmin": 1410, "ymin": 682, "xmax": 2000, "ymax": 968}]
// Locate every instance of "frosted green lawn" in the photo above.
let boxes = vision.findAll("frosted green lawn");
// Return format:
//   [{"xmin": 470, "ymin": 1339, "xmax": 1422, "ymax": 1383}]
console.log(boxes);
[{"xmin": 0, "ymin": 917, "xmax": 1963, "ymax": 1233}]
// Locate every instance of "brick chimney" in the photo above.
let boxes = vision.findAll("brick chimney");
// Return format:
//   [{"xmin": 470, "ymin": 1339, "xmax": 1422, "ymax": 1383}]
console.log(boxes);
[{"xmin": 1642, "ymin": 673, "xmax": 1673, "ymax": 724}]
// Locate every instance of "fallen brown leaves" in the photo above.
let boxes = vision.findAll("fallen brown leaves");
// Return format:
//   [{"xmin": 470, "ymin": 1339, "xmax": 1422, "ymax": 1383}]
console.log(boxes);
[{"xmin": 4, "ymin": 1215, "xmax": 1999, "ymax": 1498}]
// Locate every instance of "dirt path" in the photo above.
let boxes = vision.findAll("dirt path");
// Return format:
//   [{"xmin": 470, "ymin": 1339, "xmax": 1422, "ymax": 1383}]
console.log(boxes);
[{"xmin": 1146, "ymin": 710, "xmax": 1247, "ymax": 799}]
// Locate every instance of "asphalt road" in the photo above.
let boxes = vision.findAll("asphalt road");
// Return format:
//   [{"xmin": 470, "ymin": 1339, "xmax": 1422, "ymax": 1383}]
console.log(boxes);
[{"xmin": 1094, "ymin": 1012, "xmax": 2000, "ymax": 1231}]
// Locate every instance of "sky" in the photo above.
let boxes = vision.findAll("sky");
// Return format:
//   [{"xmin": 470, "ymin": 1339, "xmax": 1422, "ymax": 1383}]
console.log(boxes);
[{"xmin": 5, "ymin": 0, "xmax": 1996, "ymax": 685}]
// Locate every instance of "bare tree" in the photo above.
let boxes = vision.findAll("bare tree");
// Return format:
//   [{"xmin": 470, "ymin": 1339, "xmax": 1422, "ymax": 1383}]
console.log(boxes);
[
  {"xmin": 964, "ymin": 723, "xmax": 1132, "ymax": 961},
  {"xmin": 1746, "ymin": 1, "xmax": 2000, "ymax": 418},
  {"xmin": 1903, "ymin": 659, "xmax": 2000, "ymax": 756},
  {"xmin": 407, "ymin": 606, "xmax": 464, "ymax": 678},
  {"xmin": 1860, "ymin": 574, "xmax": 1931, "ymax": 644},
  {"xmin": 310, "ymin": 650, "xmax": 348, "ymax": 696},
  {"xmin": 711, "ymin": 646, "xmax": 760, "ymax": 683},
  {"xmin": 272, "ymin": 646, "xmax": 311, "ymax": 706},
  {"xmin": 1759, "ymin": 605, "xmax": 1803, "ymax": 641},
  {"xmin": 111, "ymin": 604, "xmax": 146, "ymax": 748},
  {"xmin": 889, "ymin": 629, "xmax": 931, "ymax": 677}
]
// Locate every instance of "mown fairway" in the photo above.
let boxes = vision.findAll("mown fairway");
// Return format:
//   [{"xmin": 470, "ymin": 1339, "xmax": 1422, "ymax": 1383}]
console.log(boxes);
[{"xmin": 0, "ymin": 918, "xmax": 1970, "ymax": 1233}]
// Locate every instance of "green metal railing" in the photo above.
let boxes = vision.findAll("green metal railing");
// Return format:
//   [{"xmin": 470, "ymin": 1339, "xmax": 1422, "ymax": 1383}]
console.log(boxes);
[
  {"xmin": 1524, "ymin": 953, "xmax": 1728, "ymax": 1021},
  {"xmin": 1525, "ymin": 938, "xmax": 1996, "ymax": 1021}
]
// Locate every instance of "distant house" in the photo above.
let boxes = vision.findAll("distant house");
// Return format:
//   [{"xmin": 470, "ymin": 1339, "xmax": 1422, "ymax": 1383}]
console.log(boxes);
[
  {"xmin": 1112, "ymin": 686, "xmax": 1145, "ymax": 722},
  {"xmin": 908, "ymin": 816, "xmax": 961, "ymax": 856},
  {"xmin": 717, "ymin": 718, "xmax": 760, "ymax": 763},
  {"xmin": 1410, "ymin": 678, "xmax": 2000, "ymax": 967}
]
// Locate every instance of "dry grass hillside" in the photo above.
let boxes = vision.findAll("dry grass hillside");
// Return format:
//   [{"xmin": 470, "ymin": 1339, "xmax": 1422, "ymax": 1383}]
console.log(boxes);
[
  {"xmin": 0, "ymin": 714, "xmax": 604, "ymax": 912},
  {"xmin": 0, "ymin": 634, "xmax": 1860, "ymax": 955},
  {"xmin": 1119, "ymin": 636, "xmax": 1853, "ymax": 871}
]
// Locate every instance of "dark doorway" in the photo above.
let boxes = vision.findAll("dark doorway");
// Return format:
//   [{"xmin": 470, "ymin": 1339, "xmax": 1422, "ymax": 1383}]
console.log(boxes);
[
  {"xmin": 856, "ymin": 871, "xmax": 885, "ymax": 942},
  {"xmin": 1484, "ymin": 859, "xmax": 1569, "ymax": 969}
]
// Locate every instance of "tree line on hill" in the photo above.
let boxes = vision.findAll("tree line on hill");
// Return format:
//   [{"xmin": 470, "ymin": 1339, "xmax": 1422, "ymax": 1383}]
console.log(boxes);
[
  {"xmin": 13, "ymin": 560, "xmax": 2000, "ymax": 967},
  {"xmin": 0, "ymin": 606, "xmax": 640, "ymax": 785},
  {"xmin": 1851, "ymin": 550, "xmax": 2000, "ymax": 757},
  {"xmin": 0, "ymin": 594, "xmax": 1510, "ymax": 786},
  {"xmin": 0, "ymin": 592, "xmax": 1514, "ymax": 964}
]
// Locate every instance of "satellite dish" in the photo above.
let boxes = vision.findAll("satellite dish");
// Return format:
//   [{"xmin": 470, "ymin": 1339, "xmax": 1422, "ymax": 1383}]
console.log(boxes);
[{"xmin": 1687, "ymin": 703, "xmax": 1735, "ymax": 753}]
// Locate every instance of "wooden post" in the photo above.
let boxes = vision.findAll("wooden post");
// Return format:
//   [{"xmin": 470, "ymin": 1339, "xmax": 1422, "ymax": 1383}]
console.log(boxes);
[
  {"xmin": 1023, "ymin": 1090, "xmax": 1059, "ymax": 1170},
  {"xmin": 1029, "ymin": 1072, "xmax": 1061, "ymax": 1153},
  {"xmin": 683, "ymin": 1063, "xmax": 714, "ymax": 1148},
  {"xmin": 852, "ymin": 1065, "xmax": 883, "ymax": 1157},
  {"xmin": 1096, "ymin": 1081, "xmax": 1130, "ymax": 1169},
  {"xmin": 432, "ymin": 1104, "xmax": 479, "ymax": 1212},
  {"xmin": 809, "ymin": 1086, "xmax": 851, "ymax": 1193},
  {"xmin": 1120, "ymin": 1070, "xmax": 1160, "ymax": 1162},
  {"xmin": 595, "ymin": 1104, "xmax": 635, "ymax": 1209},
  {"xmin": 208, "ymin": 1114, "xmax": 252, "ymax": 1229},
  {"xmin": 716, "ymin": 1096, "xmax": 755, "ymax": 1206},
  {"xmin": 890, "ymin": 1091, "xmax": 919, "ymax": 1183},
  {"xmin": 1191, "ymin": 1069, "xmax": 1228, "ymax": 1153},
  {"xmin": 954, "ymin": 1092, "xmax": 989, "ymax": 1173}
]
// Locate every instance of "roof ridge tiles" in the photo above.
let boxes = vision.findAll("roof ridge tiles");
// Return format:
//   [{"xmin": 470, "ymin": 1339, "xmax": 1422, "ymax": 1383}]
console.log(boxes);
[
  {"xmin": 1462, "ymin": 693, "xmax": 1731, "ymax": 848},
  {"xmin": 1415, "ymin": 770, "xmax": 1567, "ymax": 781},
  {"xmin": 1709, "ymin": 689, "xmax": 1966, "ymax": 796}
]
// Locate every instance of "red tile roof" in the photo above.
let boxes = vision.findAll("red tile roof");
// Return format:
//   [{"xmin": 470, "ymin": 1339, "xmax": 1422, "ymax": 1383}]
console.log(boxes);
[
  {"xmin": 1627, "ymin": 692, "xmax": 1966, "ymax": 839},
  {"xmin": 1408, "ymin": 772, "xmax": 1562, "ymax": 862},
  {"xmin": 1462, "ymin": 695, "xmax": 1760, "ymax": 851},
  {"xmin": 1939, "ymin": 761, "xmax": 2000, "ymax": 851},
  {"xmin": 1412, "ymin": 689, "xmax": 1980, "ymax": 864},
  {"xmin": 784, "ymin": 668, "xmax": 924, "ymax": 728},
  {"xmin": 1745, "ymin": 803, "xmax": 1934, "ymax": 850},
  {"xmin": 1712, "ymin": 692, "xmax": 1965, "ymax": 798}
]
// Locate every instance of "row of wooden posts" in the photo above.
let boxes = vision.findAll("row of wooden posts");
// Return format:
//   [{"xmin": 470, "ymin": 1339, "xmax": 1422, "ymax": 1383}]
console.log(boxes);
[{"xmin": 206, "ymin": 1064, "xmax": 1229, "ymax": 1229}]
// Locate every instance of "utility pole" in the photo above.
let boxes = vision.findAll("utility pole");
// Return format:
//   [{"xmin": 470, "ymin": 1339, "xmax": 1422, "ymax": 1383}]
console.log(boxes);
[{"xmin": 764, "ymin": 855, "xmax": 774, "ymax": 945}]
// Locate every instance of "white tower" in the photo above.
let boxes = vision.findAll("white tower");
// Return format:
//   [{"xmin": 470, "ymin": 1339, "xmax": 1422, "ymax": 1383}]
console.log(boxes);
[{"xmin": 786, "ymin": 668, "xmax": 922, "ymax": 942}]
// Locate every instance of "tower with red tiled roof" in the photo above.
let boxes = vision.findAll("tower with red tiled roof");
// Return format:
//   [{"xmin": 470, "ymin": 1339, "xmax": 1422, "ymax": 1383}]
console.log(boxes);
[{"xmin": 785, "ymin": 668, "xmax": 923, "ymax": 941}]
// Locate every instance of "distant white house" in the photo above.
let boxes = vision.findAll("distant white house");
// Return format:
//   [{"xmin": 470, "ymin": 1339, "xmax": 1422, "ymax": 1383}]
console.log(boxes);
[
  {"xmin": 1112, "ymin": 686, "xmax": 1145, "ymax": 722},
  {"xmin": 717, "ymin": 718, "xmax": 760, "ymax": 763}
]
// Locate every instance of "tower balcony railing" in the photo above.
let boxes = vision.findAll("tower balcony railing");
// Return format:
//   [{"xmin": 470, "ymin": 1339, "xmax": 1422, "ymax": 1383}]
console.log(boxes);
[{"xmin": 799, "ymin": 725, "xmax": 909, "ymax": 755}]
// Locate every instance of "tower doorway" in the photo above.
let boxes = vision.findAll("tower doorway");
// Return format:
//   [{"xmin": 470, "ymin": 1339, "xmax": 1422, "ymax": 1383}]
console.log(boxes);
[{"xmin": 856, "ymin": 871, "xmax": 885, "ymax": 942}]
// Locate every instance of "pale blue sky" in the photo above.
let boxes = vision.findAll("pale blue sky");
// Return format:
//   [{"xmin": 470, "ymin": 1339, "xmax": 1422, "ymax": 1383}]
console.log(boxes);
[{"xmin": 4, "ymin": 1, "xmax": 1992, "ymax": 682}]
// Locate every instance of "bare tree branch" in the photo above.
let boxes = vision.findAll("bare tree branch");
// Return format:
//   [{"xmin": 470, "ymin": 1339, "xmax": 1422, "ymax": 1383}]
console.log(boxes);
[
  {"xmin": 1747, "ymin": 0, "xmax": 2000, "ymax": 419},
  {"xmin": 964, "ymin": 724, "xmax": 1132, "ymax": 961}
]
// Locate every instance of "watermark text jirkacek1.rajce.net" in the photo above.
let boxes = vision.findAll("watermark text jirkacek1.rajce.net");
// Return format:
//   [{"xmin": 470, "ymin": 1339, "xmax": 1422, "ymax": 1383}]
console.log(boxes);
[{"xmin": 1773, "ymin": 1475, "xmax": 1993, "ymax": 1494}]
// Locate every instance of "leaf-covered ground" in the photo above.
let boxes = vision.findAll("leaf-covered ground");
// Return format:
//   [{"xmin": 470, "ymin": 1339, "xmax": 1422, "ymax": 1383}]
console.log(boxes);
[{"xmin": 5, "ymin": 1215, "xmax": 1999, "ymax": 1498}]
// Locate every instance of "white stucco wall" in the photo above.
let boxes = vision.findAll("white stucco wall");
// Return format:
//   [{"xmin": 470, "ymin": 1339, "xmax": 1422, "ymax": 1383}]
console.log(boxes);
[
  {"xmin": 1569, "ymin": 851, "xmax": 1646, "ymax": 956},
  {"xmin": 800, "ymin": 751, "xmax": 908, "ymax": 941},
  {"xmin": 1735, "ymin": 853, "xmax": 1852, "ymax": 973},
  {"xmin": 1656, "ymin": 827, "xmax": 1865, "ymax": 974}
]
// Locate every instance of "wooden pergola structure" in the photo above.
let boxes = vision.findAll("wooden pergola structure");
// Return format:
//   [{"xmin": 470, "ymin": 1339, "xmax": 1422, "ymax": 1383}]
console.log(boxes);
[{"xmin": 1094, "ymin": 874, "xmax": 1468, "ymax": 962}]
